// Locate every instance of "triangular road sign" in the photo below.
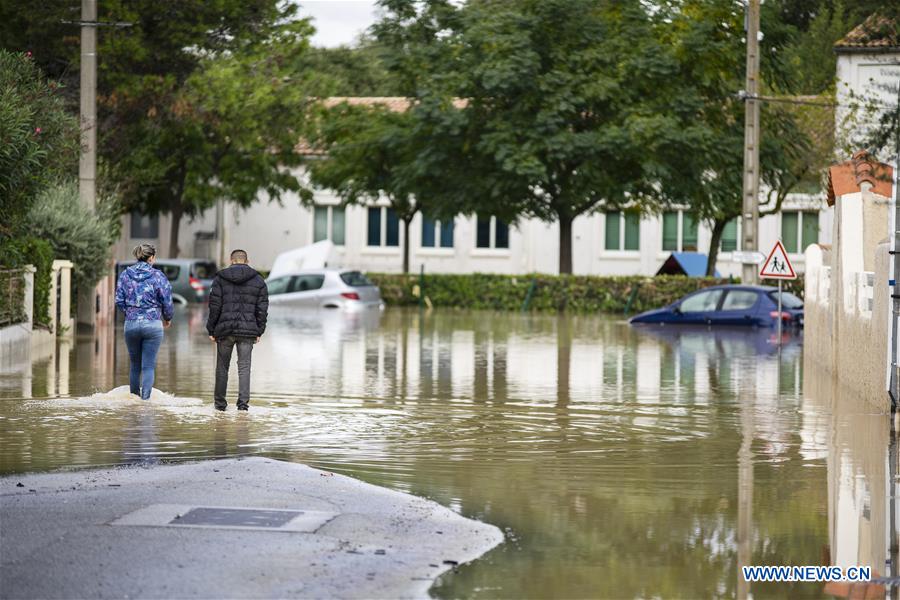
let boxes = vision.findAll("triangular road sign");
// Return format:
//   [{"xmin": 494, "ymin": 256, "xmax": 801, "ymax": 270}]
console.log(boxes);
[{"xmin": 759, "ymin": 240, "xmax": 796, "ymax": 280}]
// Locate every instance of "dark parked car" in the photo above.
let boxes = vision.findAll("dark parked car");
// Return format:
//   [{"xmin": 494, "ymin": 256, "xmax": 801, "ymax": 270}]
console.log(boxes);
[
  {"xmin": 115, "ymin": 258, "xmax": 217, "ymax": 303},
  {"xmin": 629, "ymin": 284, "xmax": 803, "ymax": 327}
]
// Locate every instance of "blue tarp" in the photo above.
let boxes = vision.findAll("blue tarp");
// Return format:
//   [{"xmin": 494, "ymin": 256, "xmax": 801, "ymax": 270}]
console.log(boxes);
[{"xmin": 655, "ymin": 252, "xmax": 720, "ymax": 278}]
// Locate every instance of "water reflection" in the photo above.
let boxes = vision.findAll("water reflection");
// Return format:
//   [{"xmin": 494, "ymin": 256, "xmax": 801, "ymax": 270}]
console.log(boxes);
[{"xmin": 0, "ymin": 308, "xmax": 887, "ymax": 597}]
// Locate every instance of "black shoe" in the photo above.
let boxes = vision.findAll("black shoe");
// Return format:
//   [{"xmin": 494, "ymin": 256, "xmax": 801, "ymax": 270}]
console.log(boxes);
[
  {"xmin": 215, "ymin": 406, "xmax": 226, "ymax": 412},
  {"xmin": 237, "ymin": 406, "xmax": 248, "ymax": 411}
]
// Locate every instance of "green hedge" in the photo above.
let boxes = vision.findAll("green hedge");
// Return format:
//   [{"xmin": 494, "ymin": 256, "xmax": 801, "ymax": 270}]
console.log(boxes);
[
  {"xmin": 0, "ymin": 236, "xmax": 54, "ymax": 327},
  {"xmin": 366, "ymin": 272, "xmax": 797, "ymax": 314}
]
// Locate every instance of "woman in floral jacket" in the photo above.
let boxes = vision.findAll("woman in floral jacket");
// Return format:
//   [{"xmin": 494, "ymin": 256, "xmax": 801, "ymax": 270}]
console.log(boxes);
[{"xmin": 114, "ymin": 243, "xmax": 174, "ymax": 399}]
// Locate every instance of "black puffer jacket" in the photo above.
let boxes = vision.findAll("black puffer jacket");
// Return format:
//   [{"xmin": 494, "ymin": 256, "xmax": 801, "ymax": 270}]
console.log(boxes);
[{"xmin": 206, "ymin": 264, "xmax": 269, "ymax": 339}]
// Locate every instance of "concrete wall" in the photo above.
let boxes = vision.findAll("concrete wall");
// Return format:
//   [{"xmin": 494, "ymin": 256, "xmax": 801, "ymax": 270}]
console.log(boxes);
[
  {"xmin": 114, "ymin": 174, "xmax": 833, "ymax": 275},
  {"xmin": 804, "ymin": 185, "xmax": 890, "ymax": 407}
]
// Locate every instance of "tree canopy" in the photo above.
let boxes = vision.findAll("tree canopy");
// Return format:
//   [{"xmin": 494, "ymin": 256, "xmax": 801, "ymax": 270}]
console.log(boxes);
[{"xmin": 95, "ymin": 0, "xmax": 329, "ymax": 257}]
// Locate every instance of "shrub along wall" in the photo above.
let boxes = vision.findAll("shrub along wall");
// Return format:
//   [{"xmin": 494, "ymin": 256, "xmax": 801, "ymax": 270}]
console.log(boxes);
[
  {"xmin": 0, "ymin": 236, "xmax": 54, "ymax": 327},
  {"xmin": 365, "ymin": 273, "xmax": 807, "ymax": 314}
]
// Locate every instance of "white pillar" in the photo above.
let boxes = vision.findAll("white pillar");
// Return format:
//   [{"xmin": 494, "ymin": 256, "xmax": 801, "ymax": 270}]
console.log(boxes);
[
  {"xmin": 48, "ymin": 263, "xmax": 60, "ymax": 334},
  {"xmin": 53, "ymin": 260, "xmax": 75, "ymax": 336},
  {"xmin": 22, "ymin": 265, "xmax": 36, "ymax": 327}
]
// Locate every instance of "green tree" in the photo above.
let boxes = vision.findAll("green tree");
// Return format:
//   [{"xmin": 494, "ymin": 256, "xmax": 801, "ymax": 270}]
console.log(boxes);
[
  {"xmin": 307, "ymin": 0, "xmax": 466, "ymax": 273},
  {"xmin": 95, "ymin": 0, "xmax": 326, "ymax": 257},
  {"xmin": 307, "ymin": 98, "xmax": 464, "ymax": 273},
  {"xmin": 300, "ymin": 41, "xmax": 400, "ymax": 97},
  {"xmin": 0, "ymin": 50, "xmax": 78, "ymax": 237},
  {"xmin": 658, "ymin": 0, "xmax": 827, "ymax": 275},
  {"xmin": 391, "ymin": 0, "xmax": 701, "ymax": 274}
]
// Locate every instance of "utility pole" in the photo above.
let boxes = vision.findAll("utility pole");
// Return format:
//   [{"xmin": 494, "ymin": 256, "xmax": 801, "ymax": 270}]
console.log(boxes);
[
  {"xmin": 79, "ymin": 0, "xmax": 97, "ymax": 210},
  {"xmin": 65, "ymin": 3, "xmax": 131, "ymax": 329},
  {"xmin": 74, "ymin": 0, "xmax": 98, "ymax": 330},
  {"xmin": 741, "ymin": 0, "xmax": 761, "ymax": 285}
]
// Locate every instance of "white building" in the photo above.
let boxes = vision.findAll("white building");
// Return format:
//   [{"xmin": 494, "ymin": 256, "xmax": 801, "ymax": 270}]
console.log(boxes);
[
  {"xmin": 834, "ymin": 14, "xmax": 900, "ymax": 161},
  {"xmin": 115, "ymin": 183, "xmax": 831, "ymax": 277},
  {"xmin": 115, "ymin": 13, "xmax": 900, "ymax": 278}
]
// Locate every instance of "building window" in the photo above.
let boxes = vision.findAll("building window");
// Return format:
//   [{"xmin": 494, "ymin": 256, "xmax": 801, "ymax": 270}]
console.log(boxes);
[
  {"xmin": 367, "ymin": 206, "xmax": 400, "ymax": 247},
  {"xmin": 475, "ymin": 215, "xmax": 509, "ymax": 249},
  {"xmin": 720, "ymin": 218, "xmax": 739, "ymax": 252},
  {"xmin": 130, "ymin": 211, "xmax": 159, "ymax": 239},
  {"xmin": 782, "ymin": 211, "xmax": 819, "ymax": 254},
  {"xmin": 604, "ymin": 211, "xmax": 640, "ymax": 251},
  {"xmin": 662, "ymin": 210, "xmax": 698, "ymax": 252},
  {"xmin": 313, "ymin": 205, "xmax": 345, "ymax": 246},
  {"xmin": 421, "ymin": 216, "xmax": 455, "ymax": 249}
]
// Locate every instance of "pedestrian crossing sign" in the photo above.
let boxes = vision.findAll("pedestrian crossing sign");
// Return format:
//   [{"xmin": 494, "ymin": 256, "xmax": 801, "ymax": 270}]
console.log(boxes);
[{"xmin": 759, "ymin": 240, "xmax": 796, "ymax": 280}]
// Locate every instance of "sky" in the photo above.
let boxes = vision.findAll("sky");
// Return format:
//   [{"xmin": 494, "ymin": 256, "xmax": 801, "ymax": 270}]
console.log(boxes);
[{"xmin": 296, "ymin": 1, "xmax": 380, "ymax": 47}]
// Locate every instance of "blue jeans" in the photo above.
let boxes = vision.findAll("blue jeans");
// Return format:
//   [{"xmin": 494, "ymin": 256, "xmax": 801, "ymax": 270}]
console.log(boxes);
[{"xmin": 124, "ymin": 319, "xmax": 164, "ymax": 399}]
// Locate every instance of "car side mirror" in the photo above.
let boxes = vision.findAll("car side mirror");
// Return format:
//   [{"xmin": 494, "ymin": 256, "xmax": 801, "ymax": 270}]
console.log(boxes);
[{"xmin": 673, "ymin": 305, "xmax": 682, "ymax": 315}]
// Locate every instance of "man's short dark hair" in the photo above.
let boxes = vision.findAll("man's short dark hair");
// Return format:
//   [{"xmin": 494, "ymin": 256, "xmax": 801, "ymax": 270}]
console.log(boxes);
[{"xmin": 230, "ymin": 249, "xmax": 248, "ymax": 263}]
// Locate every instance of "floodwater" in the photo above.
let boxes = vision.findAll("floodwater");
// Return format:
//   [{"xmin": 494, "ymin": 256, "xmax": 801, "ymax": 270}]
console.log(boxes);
[{"xmin": 0, "ymin": 306, "xmax": 893, "ymax": 598}]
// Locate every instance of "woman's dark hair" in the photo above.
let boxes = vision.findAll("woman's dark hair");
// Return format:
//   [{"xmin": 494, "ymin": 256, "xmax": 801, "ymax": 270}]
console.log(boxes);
[{"xmin": 132, "ymin": 243, "xmax": 156, "ymax": 262}]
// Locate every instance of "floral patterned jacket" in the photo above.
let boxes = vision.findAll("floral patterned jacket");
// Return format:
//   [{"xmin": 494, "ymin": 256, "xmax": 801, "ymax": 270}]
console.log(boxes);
[{"xmin": 114, "ymin": 261, "xmax": 174, "ymax": 322}]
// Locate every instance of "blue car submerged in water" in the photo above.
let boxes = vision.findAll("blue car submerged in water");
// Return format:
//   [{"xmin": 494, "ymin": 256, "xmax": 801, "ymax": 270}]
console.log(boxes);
[{"xmin": 629, "ymin": 284, "xmax": 803, "ymax": 327}]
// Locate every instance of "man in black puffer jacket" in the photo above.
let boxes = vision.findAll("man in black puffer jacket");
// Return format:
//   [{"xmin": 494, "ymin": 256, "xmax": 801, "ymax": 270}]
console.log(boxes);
[{"xmin": 206, "ymin": 249, "xmax": 269, "ymax": 411}]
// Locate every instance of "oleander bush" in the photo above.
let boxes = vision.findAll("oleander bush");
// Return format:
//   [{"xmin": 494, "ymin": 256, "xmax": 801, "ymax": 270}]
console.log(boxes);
[{"xmin": 366, "ymin": 272, "xmax": 803, "ymax": 314}]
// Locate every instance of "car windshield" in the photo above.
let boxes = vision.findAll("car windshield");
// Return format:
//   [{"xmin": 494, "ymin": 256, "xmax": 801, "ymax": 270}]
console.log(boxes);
[
  {"xmin": 267, "ymin": 277, "xmax": 291, "ymax": 295},
  {"xmin": 191, "ymin": 261, "xmax": 217, "ymax": 279},
  {"xmin": 340, "ymin": 271, "xmax": 374, "ymax": 287},
  {"xmin": 153, "ymin": 264, "xmax": 180, "ymax": 281},
  {"xmin": 768, "ymin": 291, "xmax": 803, "ymax": 309}
]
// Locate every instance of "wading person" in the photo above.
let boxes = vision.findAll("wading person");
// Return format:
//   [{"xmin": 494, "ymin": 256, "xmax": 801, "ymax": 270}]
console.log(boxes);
[
  {"xmin": 206, "ymin": 249, "xmax": 268, "ymax": 411},
  {"xmin": 115, "ymin": 244, "xmax": 174, "ymax": 399}
]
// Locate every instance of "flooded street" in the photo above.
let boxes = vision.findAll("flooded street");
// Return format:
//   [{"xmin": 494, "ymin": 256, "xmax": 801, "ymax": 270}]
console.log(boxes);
[{"xmin": 0, "ymin": 306, "xmax": 891, "ymax": 598}]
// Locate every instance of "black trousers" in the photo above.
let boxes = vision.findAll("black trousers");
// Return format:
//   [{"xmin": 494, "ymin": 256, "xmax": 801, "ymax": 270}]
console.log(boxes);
[{"xmin": 214, "ymin": 336, "xmax": 254, "ymax": 410}]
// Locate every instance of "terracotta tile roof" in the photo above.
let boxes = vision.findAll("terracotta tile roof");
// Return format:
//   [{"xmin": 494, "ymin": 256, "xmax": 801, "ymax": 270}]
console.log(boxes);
[
  {"xmin": 835, "ymin": 14, "xmax": 900, "ymax": 51},
  {"xmin": 825, "ymin": 150, "xmax": 894, "ymax": 206}
]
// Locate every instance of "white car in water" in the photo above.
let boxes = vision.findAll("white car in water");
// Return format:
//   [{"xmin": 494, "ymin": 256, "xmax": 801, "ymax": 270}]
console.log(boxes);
[{"xmin": 265, "ymin": 268, "xmax": 384, "ymax": 310}]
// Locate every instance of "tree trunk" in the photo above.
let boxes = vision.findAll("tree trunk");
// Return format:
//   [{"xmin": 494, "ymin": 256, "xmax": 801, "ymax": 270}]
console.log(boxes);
[
  {"xmin": 168, "ymin": 159, "xmax": 187, "ymax": 259},
  {"xmin": 558, "ymin": 214, "xmax": 574, "ymax": 274},
  {"xmin": 402, "ymin": 216, "xmax": 413, "ymax": 274},
  {"xmin": 168, "ymin": 205, "xmax": 183, "ymax": 258},
  {"xmin": 706, "ymin": 218, "xmax": 727, "ymax": 277}
]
